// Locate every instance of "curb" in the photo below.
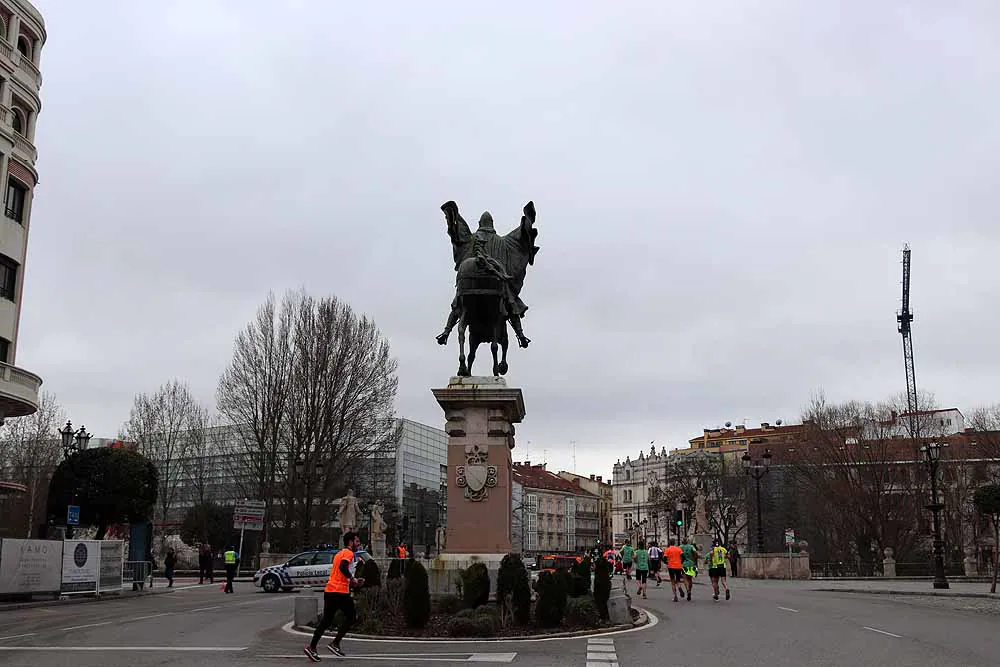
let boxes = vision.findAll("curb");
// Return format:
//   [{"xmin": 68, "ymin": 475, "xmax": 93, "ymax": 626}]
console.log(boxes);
[
  {"xmin": 0, "ymin": 579, "xmax": 255, "ymax": 612},
  {"xmin": 291, "ymin": 608, "xmax": 650, "ymax": 642},
  {"xmin": 813, "ymin": 588, "xmax": 999, "ymax": 600}
]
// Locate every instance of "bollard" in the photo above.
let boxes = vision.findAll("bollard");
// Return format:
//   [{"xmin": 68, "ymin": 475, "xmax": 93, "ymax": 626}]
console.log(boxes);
[
  {"xmin": 294, "ymin": 596, "xmax": 319, "ymax": 627},
  {"xmin": 607, "ymin": 576, "xmax": 632, "ymax": 625}
]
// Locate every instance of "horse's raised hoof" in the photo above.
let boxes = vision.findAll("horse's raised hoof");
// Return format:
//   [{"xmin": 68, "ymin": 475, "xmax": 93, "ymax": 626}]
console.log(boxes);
[
  {"xmin": 498, "ymin": 361, "xmax": 508, "ymax": 375},
  {"xmin": 436, "ymin": 332, "xmax": 450, "ymax": 345},
  {"xmin": 517, "ymin": 335, "xmax": 531, "ymax": 349}
]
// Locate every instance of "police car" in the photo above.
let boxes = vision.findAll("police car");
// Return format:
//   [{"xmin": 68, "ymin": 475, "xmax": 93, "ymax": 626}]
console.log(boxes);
[{"xmin": 253, "ymin": 549, "xmax": 374, "ymax": 593}]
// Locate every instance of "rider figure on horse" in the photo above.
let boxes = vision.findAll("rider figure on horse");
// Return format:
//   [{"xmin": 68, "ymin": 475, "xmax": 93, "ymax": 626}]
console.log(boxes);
[{"xmin": 437, "ymin": 212, "xmax": 532, "ymax": 349}]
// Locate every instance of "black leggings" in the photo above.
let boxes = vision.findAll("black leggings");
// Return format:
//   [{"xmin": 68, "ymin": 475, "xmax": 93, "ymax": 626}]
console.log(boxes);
[{"xmin": 311, "ymin": 592, "xmax": 356, "ymax": 648}]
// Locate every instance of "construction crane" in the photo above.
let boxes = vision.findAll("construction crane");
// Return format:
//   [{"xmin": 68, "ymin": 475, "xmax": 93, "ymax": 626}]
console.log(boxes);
[{"xmin": 896, "ymin": 245, "xmax": 918, "ymax": 437}]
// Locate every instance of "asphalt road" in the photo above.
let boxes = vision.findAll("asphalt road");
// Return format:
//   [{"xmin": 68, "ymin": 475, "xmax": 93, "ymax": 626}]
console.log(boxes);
[{"xmin": 0, "ymin": 577, "xmax": 996, "ymax": 666}]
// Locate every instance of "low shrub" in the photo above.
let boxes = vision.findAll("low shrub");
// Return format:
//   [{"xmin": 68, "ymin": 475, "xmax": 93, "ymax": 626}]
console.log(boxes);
[
  {"xmin": 565, "ymin": 596, "xmax": 601, "ymax": 628},
  {"xmin": 361, "ymin": 558, "xmax": 381, "ymax": 588},
  {"xmin": 461, "ymin": 562, "xmax": 491, "ymax": 609},
  {"xmin": 496, "ymin": 553, "xmax": 531, "ymax": 624},
  {"xmin": 534, "ymin": 571, "xmax": 566, "ymax": 628},
  {"xmin": 593, "ymin": 557, "xmax": 611, "ymax": 620},
  {"xmin": 403, "ymin": 559, "xmax": 431, "ymax": 628},
  {"xmin": 447, "ymin": 608, "xmax": 495, "ymax": 637},
  {"xmin": 435, "ymin": 593, "xmax": 464, "ymax": 614},
  {"xmin": 572, "ymin": 556, "xmax": 592, "ymax": 597},
  {"xmin": 387, "ymin": 557, "xmax": 402, "ymax": 580}
]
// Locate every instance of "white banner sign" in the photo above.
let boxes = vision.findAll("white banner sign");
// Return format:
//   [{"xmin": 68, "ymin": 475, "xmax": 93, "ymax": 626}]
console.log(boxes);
[
  {"xmin": 0, "ymin": 539, "xmax": 62, "ymax": 595},
  {"xmin": 61, "ymin": 540, "xmax": 100, "ymax": 594},
  {"xmin": 98, "ymin": 541, "xmax": 124, "ymax": 593}
]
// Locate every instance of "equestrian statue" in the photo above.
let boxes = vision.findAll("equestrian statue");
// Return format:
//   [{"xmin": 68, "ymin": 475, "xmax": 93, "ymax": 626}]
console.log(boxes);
[{"xmin": 437, "ymin": 200, "xmax": 539, "ymax": 377}]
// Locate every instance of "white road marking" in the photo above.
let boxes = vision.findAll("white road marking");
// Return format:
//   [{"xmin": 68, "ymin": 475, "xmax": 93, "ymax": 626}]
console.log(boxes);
[
  {"xmin": 0, "ymin": 633, "xmax": 35, "ymax": 641},
  {"xmin": 586, "ymin": 637, "xmax": 617, "ymax": 665},
  {"xmin": 777, "ymin": 606, "xmax": 799, "ymax": 613},
  {"xmin": 189, "ymin": 605, "xmax": 222, "ymax": 612},
  {"xmin": 0, "ymin": 646, "xmax": 247, "ymax": 652},
  {"xmin": 588, "ymin": 638, "xmax": 614, "ymax": 645},
  {"xmin": 259, "ymin": 653, "xmax": 515, "ymax": 662},
  {"xmin": 586, "ymin": 663, "xmax": 619, "ymax": 667},
  {"xmin": 129, "ymin": 612, "xmax": 173, "ymax": 622},
  {"xmin": 282, "ymin": 608, "xmax": 658, "ymax": 644},
  {"xmin": 60, "ymin": 622, "xmax": 112, "ymax": 632},
  {"xmin": 863, "ymin": 626, "xmax": 902, "ymax": 638}
]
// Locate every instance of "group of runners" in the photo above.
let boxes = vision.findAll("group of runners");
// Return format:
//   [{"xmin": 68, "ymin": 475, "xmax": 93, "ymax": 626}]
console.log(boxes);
[{"xmin": 606, "ymin": 537, "xmax": 732, "ymax": 602}]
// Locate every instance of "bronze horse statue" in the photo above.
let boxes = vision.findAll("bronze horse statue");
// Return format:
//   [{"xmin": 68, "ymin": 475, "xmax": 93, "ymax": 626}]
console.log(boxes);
[{"xmin": 437, "ymin": 201, "xmax": 538, "ymax": 377}]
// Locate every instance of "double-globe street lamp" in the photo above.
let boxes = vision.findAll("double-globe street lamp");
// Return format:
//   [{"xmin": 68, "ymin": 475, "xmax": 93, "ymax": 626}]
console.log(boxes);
[
  {"xmin": 59, "ymin": 421, "xmax": 91, "ymax": 539},
  {"xmin": 920, "ymin": 441, "xmax": 950, "ymax": 590},
  {"xmin": 742, "ymin": 448, "xmax": 772, "ymax": 553}
]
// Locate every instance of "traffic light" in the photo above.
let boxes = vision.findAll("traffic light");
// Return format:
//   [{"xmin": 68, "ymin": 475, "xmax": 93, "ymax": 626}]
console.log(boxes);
[{"xmin": 674, "ymin": 509, "xmax": 684, "ymax": 526}]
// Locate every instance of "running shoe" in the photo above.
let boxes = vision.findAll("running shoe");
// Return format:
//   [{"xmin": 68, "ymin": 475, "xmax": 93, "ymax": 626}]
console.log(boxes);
[
  {"xmin": 303, "ymin": 646, "xmax": 321, "ymax": 662},
  {"xmin": 328, "ymin": 643, "xmax": 346, "ymax": 657}
]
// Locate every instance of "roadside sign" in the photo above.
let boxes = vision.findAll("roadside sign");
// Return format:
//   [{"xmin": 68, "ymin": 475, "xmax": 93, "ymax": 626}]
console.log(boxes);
[
  {"xmin": 67, "ymin": 505, "xmax": 80, "ymax": 526},
  {"xmin": 233, "ymin": 499, "xmax": 266, "ymax": 531},
  {"xmin": 784, "ymin": 528, "xmax": 796, "ymax": 545}
]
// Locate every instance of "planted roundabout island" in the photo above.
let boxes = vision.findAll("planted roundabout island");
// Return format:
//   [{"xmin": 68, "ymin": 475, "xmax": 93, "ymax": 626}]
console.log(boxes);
[{"xmin": 293, "ymin": 554, "xmax": 647, "ymax": 640}]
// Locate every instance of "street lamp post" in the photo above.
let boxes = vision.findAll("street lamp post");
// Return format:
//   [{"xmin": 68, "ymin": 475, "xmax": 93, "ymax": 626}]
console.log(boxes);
[
  {"xmin": 742, "ymin": 448, "xmax": 772, "ymax": 553},
  {"xmin": 59, "ymin": 421, "xmax": 91, "ymax": 540},
  {"xmin": 293, "ymin": 458, "xmax": 325, "ymax": 547},
  {"xmin": 679, "ymin": 498, "xmax": 690, "ymax": 541},
  {"xmin": 920, "ymin": 442, "xmax": 950, "ymax": 590}
]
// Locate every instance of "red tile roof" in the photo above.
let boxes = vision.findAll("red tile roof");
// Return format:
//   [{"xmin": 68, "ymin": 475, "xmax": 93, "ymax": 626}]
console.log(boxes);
[{"xmin": 513, "ymin": 463, "xmax": 599, "ymax": 496}]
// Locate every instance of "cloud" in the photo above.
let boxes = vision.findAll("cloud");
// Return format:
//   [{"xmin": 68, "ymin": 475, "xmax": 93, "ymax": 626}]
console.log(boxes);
[{"xmin": 18, "ymin": 0, "xmax": 1000, "ymax": 479}]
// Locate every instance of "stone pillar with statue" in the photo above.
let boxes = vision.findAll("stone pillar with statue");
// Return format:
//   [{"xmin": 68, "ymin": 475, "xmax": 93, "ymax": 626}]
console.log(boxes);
[{"xmin": 428, "ymin": 198, "xmax": 540, "ymax": 598}]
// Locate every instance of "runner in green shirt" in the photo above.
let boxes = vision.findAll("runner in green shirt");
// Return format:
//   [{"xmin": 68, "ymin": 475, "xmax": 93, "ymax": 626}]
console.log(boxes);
[
  {"xmin": 679, "ymin": 539, "xmax": 699, "ymax": 601},
  {"xmin": 620, "ymin": 541, "xmax": 635, "ymax": 581},
  {"xmin": 633, "ymin": 541, "xmax": 650, "ymax": 599}
]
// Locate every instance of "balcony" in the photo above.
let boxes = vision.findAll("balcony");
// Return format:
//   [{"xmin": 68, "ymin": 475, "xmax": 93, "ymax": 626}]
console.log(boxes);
[
  {"xmin": 17, "ymin": 56, "xmax": 40, "ymax": 87},
  {"xmin": 0, "ymin": 361, "xmax": 41, "ymax": 419},
  {"xmin": 12, "ymin": 130, "xmax": 35, "ymax": 162}
]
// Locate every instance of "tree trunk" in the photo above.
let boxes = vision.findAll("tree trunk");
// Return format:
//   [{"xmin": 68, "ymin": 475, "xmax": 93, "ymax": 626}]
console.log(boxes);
[{"xmin": 992, "ymin": 521, "xmax": 998, "ymax": 595}]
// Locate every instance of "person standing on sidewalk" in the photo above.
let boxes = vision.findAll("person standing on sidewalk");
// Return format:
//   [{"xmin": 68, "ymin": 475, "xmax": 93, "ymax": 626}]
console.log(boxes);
[
  {"xmin": 223, "ymin": 546, "xmax": 239, "ymax": 594},
  {"xmin": 633, "ymin": 541, "xmax": 650, "ymax": 599},
  {"xmin": 729, "ymin": 544, "xmax": 740, "ymax": 578},
  {"xmin": 304, "ymin": 532, "xmax": 364, "ymax": 662},
  {"xmin": 164, "ymin": 549, "xmax": 176, "ymax": 588}
]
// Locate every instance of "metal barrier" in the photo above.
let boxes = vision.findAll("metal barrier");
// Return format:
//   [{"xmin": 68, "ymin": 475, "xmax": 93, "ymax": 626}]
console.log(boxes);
[{"xmin": 123, "ymin": 560, "xmax": 154, "ymax": 590}]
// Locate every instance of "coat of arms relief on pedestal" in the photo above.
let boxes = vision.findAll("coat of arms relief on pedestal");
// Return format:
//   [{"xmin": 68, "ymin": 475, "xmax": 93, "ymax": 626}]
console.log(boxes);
[{"xmin": 455, "ymin": 443, "xmax": 497, "ymax": 502}]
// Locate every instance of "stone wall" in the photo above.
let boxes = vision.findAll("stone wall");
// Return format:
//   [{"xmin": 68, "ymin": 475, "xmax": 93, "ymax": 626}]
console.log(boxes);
[{"xmin": 741, "ymin": 552, "xmax": 811, "ymax": 580}]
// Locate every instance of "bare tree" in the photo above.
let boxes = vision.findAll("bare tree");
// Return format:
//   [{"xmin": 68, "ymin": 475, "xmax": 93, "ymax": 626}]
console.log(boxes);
[
  {"xmin": 122, "ymin": 379, "xmax": 205, "ymax": 537},
  {"xmin": 0, "ymin": 391, "xmax": 64, "ymax": 536},
  {"xmin": 650, "ymin": 454, "xmax": 747, "ymax": 547},
  {"xmin": 217, "ymin": 290, "xmax": 400, "ymax": 550},
  {"xmin": 283, "ymin": 292, "xmax": 400, "ymax": 547},
  {"xmin": 791, "ymin": 395, "xmax": 934, "ymax": 567},
  {"xmin": 967, "ymin": 405, "xmax": 1000, "ymax": 482},
  {"xmin": 216, "ymin": 291, "xmax": 295, "ymax": 544}
]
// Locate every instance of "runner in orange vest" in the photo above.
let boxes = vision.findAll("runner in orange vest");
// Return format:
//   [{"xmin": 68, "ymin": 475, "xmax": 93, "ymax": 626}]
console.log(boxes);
[{"xmin": 304, "ymin": 532, "xmax": 363, "ymax": 662}]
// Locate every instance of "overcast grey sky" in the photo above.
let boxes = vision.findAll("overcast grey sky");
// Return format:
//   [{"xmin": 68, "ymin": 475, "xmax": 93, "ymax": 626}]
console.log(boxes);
[{"xmin": 21, "ymin": 0, "xmax": 1000, "ymax": 478}]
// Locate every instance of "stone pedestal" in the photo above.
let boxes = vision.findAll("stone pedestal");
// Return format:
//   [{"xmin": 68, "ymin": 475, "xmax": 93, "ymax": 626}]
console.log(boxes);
[
  {"xmin": 607, "ymin": 575, "xmax": 632, "ymax": 625},
  {"xmin": 882, "ymin": 547, "xmax": 896, "ymax": 578},
  {"xmin": 433, "ymin": 376, "xmax": 525, "ymax": 555},
  {"xmin": 964, "ymin": 547, "xmax": 979, "ymax": 576},
  {"xmin": 692, "ymin": 533, "xmax": 713, "ymax": 558}
]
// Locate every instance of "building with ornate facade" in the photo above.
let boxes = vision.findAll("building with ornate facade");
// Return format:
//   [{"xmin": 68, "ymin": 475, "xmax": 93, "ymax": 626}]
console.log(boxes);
[{"xmin": 0, "ymin": 0, "xmax": 44, "ymax": 423}]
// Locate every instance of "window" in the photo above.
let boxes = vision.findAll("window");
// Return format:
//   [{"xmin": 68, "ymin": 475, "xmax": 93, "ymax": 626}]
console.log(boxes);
[
  {"xmin": 0, "ymin": 337, "xmax": 8, "ymax": 363},
  {"xmin": 0, "ymin": 255, "xmax": 16, "ymax": 301},
  {"xmin": 624, "ymin": 469, "xmax": 630, "ymax": 481},
  {"xmin": 16, "ymin": 36, "xmax": 29, "ymax": 59},
  {"xmin": 10, "ymin": 108, "xmax": 23, "ymax": 135},
  {"xmin": 311, "ymin": 552, "xmax": 334, "ymax": 565},
  {"xmin": 5, "ymin": 178, "xmax": 26, "ymax": 223}
]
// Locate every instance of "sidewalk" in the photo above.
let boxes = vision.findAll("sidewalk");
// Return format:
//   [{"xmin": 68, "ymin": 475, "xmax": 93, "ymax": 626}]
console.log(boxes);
[
  {"xmin": 811, "ymin": 579, "xmax": 998, "ymax": 599},
  {"xmin": 0, "ymin": 577, "xmax": 255, "ymax": 612}
]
